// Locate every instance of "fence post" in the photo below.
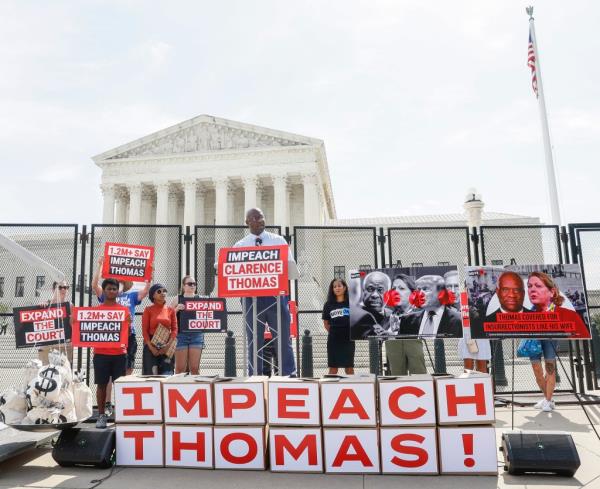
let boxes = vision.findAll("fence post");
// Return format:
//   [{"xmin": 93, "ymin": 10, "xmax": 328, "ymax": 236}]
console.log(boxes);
[
  {"xmin": 224, "ymin": 330, "xmax": 237, "ymax": 377},
  {"xmin": 434, "ymin": 338, "xmax": 446, "ymax": 374},
  {"xmin": 78, "ymin": 225, "xmax": 88, "ymax": 374},
  {"xmin": 369, "ymin": 336, "xmax": 381, "ymax": 375},
  {"xmin": 301, "ymin": 330, "xmax": 313, "ymax": 378},
  {"xmin": 183, "ymin": 225, "xmax": 192, "ymax": 276}
]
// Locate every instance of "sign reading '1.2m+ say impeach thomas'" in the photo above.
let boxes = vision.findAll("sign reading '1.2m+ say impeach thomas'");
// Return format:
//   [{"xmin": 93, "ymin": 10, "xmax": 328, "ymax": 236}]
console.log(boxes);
[
  {"xmin": 71, "ymin": 306, "xmax": 129, "ymax": 348},
  {"xmin": 217, "ymin": 245, "xmax": 289, "ymax": 297},
  {"xmin": 102, "ymin": 242, "xmax": 154, "ymax": 282}
]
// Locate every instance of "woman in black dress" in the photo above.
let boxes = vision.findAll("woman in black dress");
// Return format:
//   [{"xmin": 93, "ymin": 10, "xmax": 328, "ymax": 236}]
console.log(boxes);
[{"xmin": 322, "ymin": 278, "xmax": 355, "ymax": 374}]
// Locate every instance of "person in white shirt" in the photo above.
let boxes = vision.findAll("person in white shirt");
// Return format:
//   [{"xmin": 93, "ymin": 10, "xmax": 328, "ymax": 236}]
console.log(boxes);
[{"xmin": 233, "ymin": 208, "xmax": 297, "ymax": 376}]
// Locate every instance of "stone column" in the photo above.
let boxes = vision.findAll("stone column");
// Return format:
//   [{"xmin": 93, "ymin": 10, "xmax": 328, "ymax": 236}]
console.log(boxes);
[
  {"xmin": 302, "ymin": 173, "xmax": 320, "ymax": 226},
  {"xmin": 196, "ymin": 188, "xmax": 205, "ymax": 225},
  {"xmin": 101, "ymin": 184, "xmax": 115, "ymax": 224},
  {"xmin": 127, "ymin": 183, "xmax": 142, "ymax": 225},
  {"xmin": 115, "ymin": 189, "xmax": 128, "ymax": 224},
  {"xmin": 242, "ymin": 176, "xmax": 258, "ymax": 214},
  {"xmin": 155, "ymin": 182, "xmax": 170, "ymax": 225},
  {"xmin": 273, "ymin": 174, "xmax": 289, "ymax": 228},
  {"xmin": 214, "ymin": 178, "xmax": 229, "ymax": 225},
  {"xmin": 168, "ymin": 188, "xmax": 179, "ymax": 225},
  {"xmin": 183, "ymin": 181, "xmax": 197, "ymax": 230}
]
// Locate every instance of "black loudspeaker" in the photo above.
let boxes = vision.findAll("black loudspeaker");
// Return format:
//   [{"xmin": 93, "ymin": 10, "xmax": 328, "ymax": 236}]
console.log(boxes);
[
  {"xmin": 500, "ymin": 432, "xmax": 580, "ymax": 477},
  {"xmin": 52, "ymin": 425, "xmax": 115, "ymax": 468}
]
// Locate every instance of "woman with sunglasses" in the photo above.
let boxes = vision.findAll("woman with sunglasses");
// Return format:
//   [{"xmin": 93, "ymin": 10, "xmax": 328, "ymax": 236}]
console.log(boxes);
[
  {"xmin": 142, "ymin": 284, "xmax": 177, "ymax": 375},
  {"xmin": 38, "ymin": 280, "xmax": 74, "ymax": 365},
  {"xmin": 171, "ymin": 276, "xmax": 205, "ymax": 374}
]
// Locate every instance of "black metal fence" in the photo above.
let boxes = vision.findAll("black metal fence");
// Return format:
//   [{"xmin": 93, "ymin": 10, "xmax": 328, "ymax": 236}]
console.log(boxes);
[
  {"xmin": 0, "ymin": 224, "xmax": 79, "ymax": 393},
  {"xmin": 0, "ymin": 222, "xmax": 599, "ymax": 396}
]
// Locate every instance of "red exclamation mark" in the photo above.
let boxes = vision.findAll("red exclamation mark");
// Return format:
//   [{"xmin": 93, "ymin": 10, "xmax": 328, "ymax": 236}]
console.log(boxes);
[{"xmin": 462, "ymin": 433, "xmax": 475, "ymax": 467}]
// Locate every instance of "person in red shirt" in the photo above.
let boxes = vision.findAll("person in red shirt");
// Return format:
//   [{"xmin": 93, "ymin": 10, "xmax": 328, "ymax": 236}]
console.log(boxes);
[
  {"xmin": 142, "ymin": 283, "xmax": 177, "ymax": 375},
  {"xmin": 94, "ymin": 278, "xmax": 130, "ymax": 429}
]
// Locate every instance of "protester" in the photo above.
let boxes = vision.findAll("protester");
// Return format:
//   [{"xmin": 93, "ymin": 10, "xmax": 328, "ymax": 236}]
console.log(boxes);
[
  {"xmin": 142, "ymin": 283, "xmax": 177, "ymax": 375},
  {"xmin": 322, "ymin": 278, "xmax": 354, "ymax": 375},
  {"xmin": 92, "ymin": 255, "xmax": 151, "ymax": 414},
  {"xmin": 171, "ymin": 276, "xmax": 205, "ymax": 375},
  {"xmin": 384, "ymin": 273, "xmax": 427, "ymax": 375},
  {"xmin": 38, "ymin": 280, "xmax": 74, "ymax": 365},
  {"xmin": 93, "ymin": 278, "xmax": 130, "ymax": 429},
  {"xmin": 527, "ymin": 271, "xmax": 588, "ymax": 411},
  {"xmin": 233, "ymin": 208, "xmax": 297, "ymax": 376},
  {"xmin": 449, "ymin": 269, "xmax": 491, "ymax": 373}
]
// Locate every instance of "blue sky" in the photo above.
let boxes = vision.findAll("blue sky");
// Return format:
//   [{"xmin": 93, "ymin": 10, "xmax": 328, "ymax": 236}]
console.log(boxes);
[{"xmin": 1, "ymin": 0, "xmax": 598, "ymax": 225}]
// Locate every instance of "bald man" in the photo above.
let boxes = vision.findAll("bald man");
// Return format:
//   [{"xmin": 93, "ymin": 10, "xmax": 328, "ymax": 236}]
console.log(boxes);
[
  {"xmin": 470, "ymin": 270, "xmax": 528, "ymax": 339},
  {"xmin": 350, "ymin": 271, "xmax": 391, "ymax": 340},
  {"xmin": 233, "ymin": 208, "xmax": 297, "ymax": 376},
  {"xmin": 399, "ymin": 275, "xmax": 463, "ymax": 338}
]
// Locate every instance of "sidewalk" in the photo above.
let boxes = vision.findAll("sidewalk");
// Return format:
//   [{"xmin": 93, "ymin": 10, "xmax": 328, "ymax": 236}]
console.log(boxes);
[{"xmin": 0, "ymin": 403, "xmax": 599, "ymax": 489}]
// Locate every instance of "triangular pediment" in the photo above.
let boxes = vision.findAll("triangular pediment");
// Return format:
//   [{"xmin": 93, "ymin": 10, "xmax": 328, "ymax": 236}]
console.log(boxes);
[{"xmin": 93, "ymin": 114, "xmax": 321, "ymax": 162}]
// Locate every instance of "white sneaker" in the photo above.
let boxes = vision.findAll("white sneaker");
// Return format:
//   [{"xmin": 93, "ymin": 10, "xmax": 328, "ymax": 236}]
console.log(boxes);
[
  {"xmin": 534, "ymin": 398, "xmax": 546, "ymax": 409},
  {"xmin": 549, "ymin": 399, "xmax": 555, "ymax": 409},
  {"xmin": 541, "ymin": 399, "xmax": 554, "ymax": 412}
]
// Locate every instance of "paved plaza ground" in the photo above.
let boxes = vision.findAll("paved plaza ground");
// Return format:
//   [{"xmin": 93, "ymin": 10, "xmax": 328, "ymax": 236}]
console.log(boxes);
[{"xmin": 0, "ymin": 401, "xmax": 599, "ymax": 489}]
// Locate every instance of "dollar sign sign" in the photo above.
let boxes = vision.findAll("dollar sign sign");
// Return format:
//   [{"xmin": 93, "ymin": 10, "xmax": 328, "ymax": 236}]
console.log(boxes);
[{"xmin": 35, "ymin": 366, "xmax": 59, "ymax": 397}]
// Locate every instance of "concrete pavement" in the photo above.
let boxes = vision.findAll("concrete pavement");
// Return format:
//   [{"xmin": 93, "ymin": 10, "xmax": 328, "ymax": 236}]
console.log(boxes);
[{"xmin": 0, "ymin": 403, "xmax": 599, "ymax": 489}]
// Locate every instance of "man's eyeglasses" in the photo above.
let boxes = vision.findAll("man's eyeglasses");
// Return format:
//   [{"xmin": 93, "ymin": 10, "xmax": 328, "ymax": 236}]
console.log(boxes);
[
  {"xmin": 185, "ymin": 282, "xmax": 196, "ymax": 286},
  {"xmin": 156, "ymin": 289, "xmax": 168, "ymax": 294},
  {"xmin": 58, "ymin": 286, "xmax": 70, "ymax": 290},
  {"xmin": 255, "ymin": 237, "xmax": 263, "ymax": 246}
]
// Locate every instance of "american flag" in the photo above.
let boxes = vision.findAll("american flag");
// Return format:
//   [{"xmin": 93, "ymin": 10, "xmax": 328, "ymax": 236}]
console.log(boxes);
[{"xmin": 527, "ymin": 28, "xmax": 538, "ymax": 97}]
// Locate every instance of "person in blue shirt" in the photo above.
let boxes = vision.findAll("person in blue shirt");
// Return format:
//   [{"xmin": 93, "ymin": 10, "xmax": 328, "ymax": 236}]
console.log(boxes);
[
  {"xmin": 92, "ymin": 255, "xmax": 151, "ymax": 414},
  {"xmin": 233, "ymin": 208, "xmax": 298, "ymax": 377}
]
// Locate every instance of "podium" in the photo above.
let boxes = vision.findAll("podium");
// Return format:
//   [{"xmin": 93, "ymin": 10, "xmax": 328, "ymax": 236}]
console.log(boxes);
[{"xmin": 218, "ymin": 245, "xmax": 297, "ymax": 375}]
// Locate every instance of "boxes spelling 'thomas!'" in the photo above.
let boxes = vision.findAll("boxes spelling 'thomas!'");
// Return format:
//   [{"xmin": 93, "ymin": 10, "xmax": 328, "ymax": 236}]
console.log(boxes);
[
  {"xmin": 320, "ymin": 374, "xmax": 377, "ymax": 427},
  {"xmin": 162, "ymin": 374, "xmax": 216, "ymax": 424},
  {"xmin": 378, "ymin": 374, "xmax": 436, "ymax": 426},
  {"xmin": 268, "ymin": 376, "xmax": 320, "ymax": 426},
  {"xmin": 213, "ymin": 376, "xmax": 268, "ymax": 425},
  {"xmin": 115, "ymin": 375, "xmax": 164, "ymax": 423}
]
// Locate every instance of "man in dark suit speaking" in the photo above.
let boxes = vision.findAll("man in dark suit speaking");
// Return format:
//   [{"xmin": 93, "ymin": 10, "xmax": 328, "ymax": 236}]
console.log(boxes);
[{"xmin": 399, "ymin": 275, "xmax": 463, "ymax": 338}]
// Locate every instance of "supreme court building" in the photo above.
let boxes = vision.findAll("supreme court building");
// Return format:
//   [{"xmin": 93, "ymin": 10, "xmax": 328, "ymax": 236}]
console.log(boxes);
[{"xmin": 94, "ymin": 114, "xmax": 335, "ymax": 229}]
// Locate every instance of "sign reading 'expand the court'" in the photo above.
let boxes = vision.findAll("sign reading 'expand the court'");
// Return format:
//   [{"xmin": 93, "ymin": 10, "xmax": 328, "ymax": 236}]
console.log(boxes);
[
  {"xmin": 13, "ymin": 303, "xmax": 72, "ymax": 348},
  {"xmin": 217, "ymin": 245, "xmax": 289, "ymax": 297},
  {"xmin": 102, "ymin": 242, "xmax": 154, "ymax": 282},
  {"xmin": 179, "ymin": 298, "xmax": 227, "ymax": 333},
  {"xmin": 71, "ymin": 306, "xmax": 129, "ymax": 349}
]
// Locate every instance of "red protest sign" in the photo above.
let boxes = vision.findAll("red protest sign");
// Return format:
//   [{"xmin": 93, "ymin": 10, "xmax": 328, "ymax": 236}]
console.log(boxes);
[
  {"xmin": 217, "ymin": 245, "xmax": 289, "ymax": 298},
  {"xmin": 71, "ymin": 306, "xmax": 130, "ymax": 349},
  {"xmin": 13, "ymin": 303, "xmax": 72, "ymax": 348},
  {"xmin": 102, "ymin": 242, "xmax": 154, "ymax": 282}
]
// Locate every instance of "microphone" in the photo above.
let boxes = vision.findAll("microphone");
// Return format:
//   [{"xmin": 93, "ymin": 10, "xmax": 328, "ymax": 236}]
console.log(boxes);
[{"xmin": 255, "ymin": 237, "xmax": 262, "ymax": 246}]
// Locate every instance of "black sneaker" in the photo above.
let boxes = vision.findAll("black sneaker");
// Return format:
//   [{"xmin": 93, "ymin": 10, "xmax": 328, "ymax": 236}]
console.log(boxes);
[
  {"xmin": 104, "ymin": 402, "xmax": 113, "ymax": 417},
  {"xmin": 96, "ymin": 414, "xmax": 108, "ymax": 429}
]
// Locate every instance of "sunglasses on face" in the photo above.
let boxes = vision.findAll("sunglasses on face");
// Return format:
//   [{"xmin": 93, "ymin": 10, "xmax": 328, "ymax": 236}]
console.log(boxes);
[
  {"xmin": 58, "ymin": 286, "xmax": 70, "ymax": 290},
  {"xmin": 156, "ymin": 289, "xmax": 168, "ymax": 294},
  {"xmin": 185, "ymin": 282, "xmax": 196, "ymax": 286}
]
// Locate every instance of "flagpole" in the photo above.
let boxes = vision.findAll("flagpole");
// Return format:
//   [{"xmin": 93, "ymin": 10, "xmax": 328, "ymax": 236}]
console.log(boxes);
[{"xmin": 527, "ymin": 6, "xmax": 562, "ymax": 226}]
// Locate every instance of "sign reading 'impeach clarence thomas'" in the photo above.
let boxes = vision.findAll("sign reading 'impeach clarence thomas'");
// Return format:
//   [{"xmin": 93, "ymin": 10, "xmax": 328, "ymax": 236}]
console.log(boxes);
[{"xmin": 217, "ymin": 245, "xmax": 289, "ymax": 298}]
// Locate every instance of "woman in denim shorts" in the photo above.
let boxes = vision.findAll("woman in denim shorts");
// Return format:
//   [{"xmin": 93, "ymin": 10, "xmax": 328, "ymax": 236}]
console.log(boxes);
[
  {"xmin": 527, "ymin": 272, "xmax": 562, "ymax": 412},
  {"xmin": 172, "ymin": 276, "xmax": 205, "ymax": 374}
]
